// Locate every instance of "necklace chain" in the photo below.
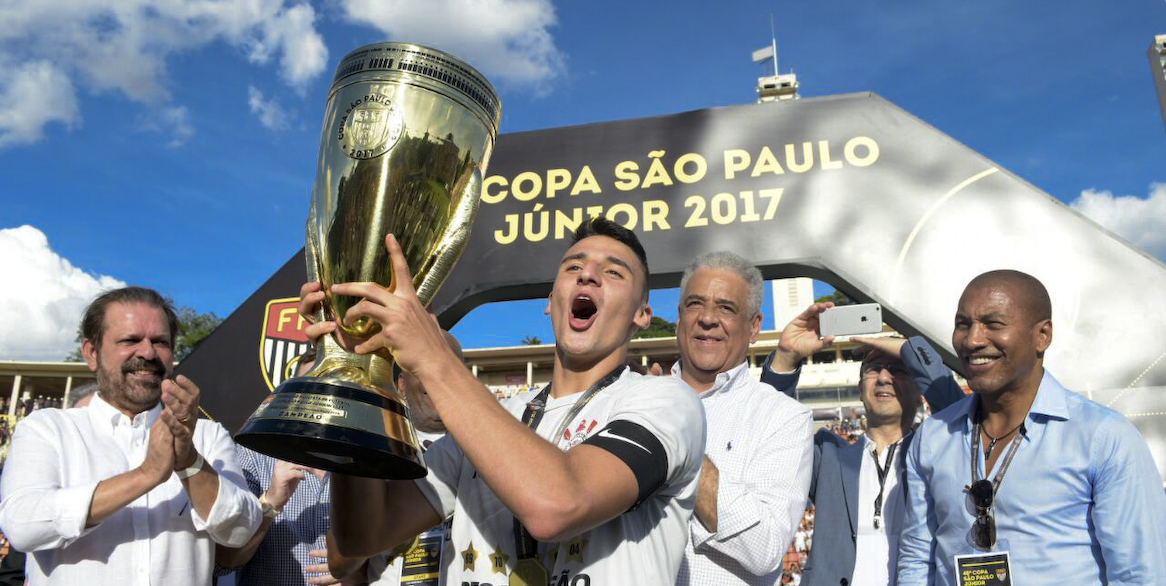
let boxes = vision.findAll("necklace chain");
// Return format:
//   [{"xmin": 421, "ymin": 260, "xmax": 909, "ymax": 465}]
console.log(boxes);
[{"xmin": 982, "ymin": 421, "xmax": 1024, "ymax": 460}]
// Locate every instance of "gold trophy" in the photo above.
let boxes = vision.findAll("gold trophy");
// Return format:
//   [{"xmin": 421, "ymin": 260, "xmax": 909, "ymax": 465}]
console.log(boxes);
[{"xmin": 236, "ymin": 43, "xmax": 500, "ymax": 479}]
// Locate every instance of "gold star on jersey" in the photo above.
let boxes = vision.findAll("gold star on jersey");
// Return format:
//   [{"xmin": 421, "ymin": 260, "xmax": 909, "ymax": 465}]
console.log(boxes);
[
  {"xmin": 460, "ymin": 541, "xmax": 479, "ymax": 572},
  {"xmin": 490, "ymin": 549, "xmax": 511, "ymax": 575}
]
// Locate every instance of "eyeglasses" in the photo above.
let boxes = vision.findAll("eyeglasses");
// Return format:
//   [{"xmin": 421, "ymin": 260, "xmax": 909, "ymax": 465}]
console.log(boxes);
[
  {"xmin": 859, "ymin": 362, "xmax": 910, "ymax": 377},
  {"xmin": 968, "ymin": 479, "xmax": 996, "ymax": 548}
]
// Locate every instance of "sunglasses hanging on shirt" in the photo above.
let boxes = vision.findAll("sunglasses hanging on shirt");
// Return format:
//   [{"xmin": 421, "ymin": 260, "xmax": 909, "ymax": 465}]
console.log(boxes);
[{"xmin": 967, "ymin": 417, "xmax": 1025, "ymax": 549}]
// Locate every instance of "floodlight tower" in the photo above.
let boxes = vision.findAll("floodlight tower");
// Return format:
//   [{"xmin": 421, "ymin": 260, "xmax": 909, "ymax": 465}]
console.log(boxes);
[
  {"xmin": 753, "ymin": 16, "xmax": 799, "ymax": 102},
  {"xmin": 754, "ymin": 16, "xmax": 813, "ymax": 327},
  {"xmin": 1149, "ymin": 34, "xmax": 1166, "ymax": 132}
]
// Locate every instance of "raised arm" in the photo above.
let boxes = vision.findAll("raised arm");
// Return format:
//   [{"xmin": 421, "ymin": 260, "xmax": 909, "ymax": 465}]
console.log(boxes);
[
  {"xmin": 760, "ymin": 302, "xmax": 836, "ymax": 397},
  {"xmin": 852, "ymin": 335, "xmax": 963, "ymax": 414},
  {"xmin": 325, "ymin": 235, "xmax": 702, "ymax": 545}
]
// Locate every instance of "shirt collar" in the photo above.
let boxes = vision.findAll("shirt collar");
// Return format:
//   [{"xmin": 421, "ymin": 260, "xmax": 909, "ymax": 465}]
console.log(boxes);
[
  {"xmin": 671, "ymin": 360, "xmax": 750, "ymax": 397},
  {"xmin": 1027, "ymin": 370, "xmax": 1071, "ymax": 420},
  {"xmin": 956, "ymin": 368, "xmax": 1071, "ymax": 429},
  {"xmin": 88, "ymin": 392, "xmax": 162, "ymax": 431},
  {"xmin": 862, "ymin": 431, "xmax": 909, "ymax": 454}
]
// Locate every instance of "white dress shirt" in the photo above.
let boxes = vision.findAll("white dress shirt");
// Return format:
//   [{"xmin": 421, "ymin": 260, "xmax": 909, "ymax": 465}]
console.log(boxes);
[
  {"xmin": 851, "ymin": 434, "xmax": 906, "ymax": 586},
  {"xmin": 673, "ymin": 361, "xmax": 814, "ymax": 586},
  {"xmin": 0, "ymin": 394, "xmax": 262, "ymax": 586}
]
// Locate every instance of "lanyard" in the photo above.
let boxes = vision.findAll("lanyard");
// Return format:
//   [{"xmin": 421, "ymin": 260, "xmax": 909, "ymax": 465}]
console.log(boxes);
[
  {"xmin": 512, "ymin": 366, "xmax": 627, "ymax": 562},
  {"xmin": 970, "ymin": 418, "xmax": 1025, "ymax": 492},
  {"xmin": 870, "ymin": 441, "xmax": 899, "ymax": 529}
]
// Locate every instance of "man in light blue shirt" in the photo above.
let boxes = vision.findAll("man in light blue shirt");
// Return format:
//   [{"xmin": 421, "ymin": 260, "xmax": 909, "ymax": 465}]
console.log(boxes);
[{"xmin": 897, "ymin": 270, "xmax": 1166, "ymax": 585}]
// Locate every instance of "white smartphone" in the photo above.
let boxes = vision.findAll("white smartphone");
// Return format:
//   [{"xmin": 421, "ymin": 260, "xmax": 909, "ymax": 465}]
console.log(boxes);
[{"xmin": 819, "ymin": 303, "xmax": 882, "ymax": 337}]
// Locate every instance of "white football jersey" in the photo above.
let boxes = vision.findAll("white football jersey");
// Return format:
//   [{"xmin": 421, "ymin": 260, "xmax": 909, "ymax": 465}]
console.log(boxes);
[{"xmin": 413, "ymin": 369, "xmax": 706, "ymax": 586}]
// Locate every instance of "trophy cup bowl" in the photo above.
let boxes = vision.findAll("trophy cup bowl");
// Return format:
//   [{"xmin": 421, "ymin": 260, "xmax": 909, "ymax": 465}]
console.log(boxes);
[{"xmin": 236, "ymin": 43, "xmax": 500, "ymax": 479}]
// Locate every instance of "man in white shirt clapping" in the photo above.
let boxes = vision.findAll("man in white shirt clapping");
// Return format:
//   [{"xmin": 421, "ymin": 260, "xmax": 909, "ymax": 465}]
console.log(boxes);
[{"xmin": 0, "ymin": 286, "xmax": 261, "ymax": 586}]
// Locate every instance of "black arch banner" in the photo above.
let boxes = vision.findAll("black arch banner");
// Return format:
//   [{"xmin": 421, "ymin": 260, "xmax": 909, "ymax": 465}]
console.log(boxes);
[{"xmin": 178, "ymin": 93, "xmax": 1166, "ymax": 478}]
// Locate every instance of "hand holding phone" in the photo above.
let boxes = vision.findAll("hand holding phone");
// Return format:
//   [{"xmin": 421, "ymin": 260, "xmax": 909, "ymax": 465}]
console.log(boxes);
[{"xmin": 819, "ymin": 303, "xmax": 882, "ymax": 338}]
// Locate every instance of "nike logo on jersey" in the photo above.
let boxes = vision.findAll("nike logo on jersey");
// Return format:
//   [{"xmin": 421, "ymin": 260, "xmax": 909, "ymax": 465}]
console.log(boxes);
[{"xmin": 596, "ymin": 428, "xmax": 652, "ymax": 453}]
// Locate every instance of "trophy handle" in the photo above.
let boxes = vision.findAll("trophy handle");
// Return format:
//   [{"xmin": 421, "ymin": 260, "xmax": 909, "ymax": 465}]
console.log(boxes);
[{"xmin": 413, "ymin": 167, "xmax": 483, "ymax": 307}]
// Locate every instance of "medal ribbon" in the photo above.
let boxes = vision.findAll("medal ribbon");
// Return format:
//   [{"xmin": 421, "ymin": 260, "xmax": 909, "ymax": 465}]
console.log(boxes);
[
  {"xmin": 510, "ymin": 365, "xmax": 627, "ymax": 585},
  {"xmin": 970, "ymin": 406, "xmax": 1026, "ymax": 495}
]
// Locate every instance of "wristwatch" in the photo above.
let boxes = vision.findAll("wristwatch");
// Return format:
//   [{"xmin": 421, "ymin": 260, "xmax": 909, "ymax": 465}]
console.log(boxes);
[
  {"xmin": 259, "ymin": 493, "xmax": 283, "ymax": 519},
  {"xmin": 175, "ymin": 452, "xmax": 204, "ymax": 480}
]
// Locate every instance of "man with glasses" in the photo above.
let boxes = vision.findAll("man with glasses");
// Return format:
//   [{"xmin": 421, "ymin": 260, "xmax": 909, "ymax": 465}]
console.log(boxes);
[
  {"xmin": 897, "ymin": 270, "xmax": 1166, "ymax": 585},
  {"xmin": 761, "ymin": 303, "xmax": 963, "ymax": 586}
]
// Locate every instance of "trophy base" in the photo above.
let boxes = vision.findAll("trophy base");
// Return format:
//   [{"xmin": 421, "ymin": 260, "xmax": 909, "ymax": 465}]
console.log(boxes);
[{"xmin": 236, "ymin": 377, "xmax": 426, "ymax": 479}]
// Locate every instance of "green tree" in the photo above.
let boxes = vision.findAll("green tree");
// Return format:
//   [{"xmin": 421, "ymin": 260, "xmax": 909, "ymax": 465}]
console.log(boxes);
[
  {"xmin": 64, "ymin": 306, "xmax": 223, "ymax": 363},
  {"xmin": 815, "ymin": 289, "xmax": 853, "ymax": 306},
  {"xmin": 173, "ymin": 307, "xmax": 223, "ymax": 361},
  {"xmin": 520, "ymin": 335, "xmax": 543, "ymax": 345},
  {"xmin": 634, "ymin": 316, "xmax": 677, "ymax": 339}
]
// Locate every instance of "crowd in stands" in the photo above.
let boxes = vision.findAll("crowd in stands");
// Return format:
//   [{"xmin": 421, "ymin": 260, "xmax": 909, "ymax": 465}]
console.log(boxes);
[
  {"xmin": 0, "ymin": 396, "xmax": 61, "ymax": 421},
  {"xmin": 488, "ymin": 383, "xmax": 531, "ymax": 399},
  {"xmin": 0, "ymin": 396, "xmax": 63, "ymax": 467}
]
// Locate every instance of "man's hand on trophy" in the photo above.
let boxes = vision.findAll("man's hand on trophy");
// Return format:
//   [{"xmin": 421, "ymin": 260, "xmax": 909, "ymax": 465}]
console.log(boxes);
[
  {"xmin": 298, "ymin": 281, "xmax": 326, "ymax": 325},
  {"xmin": 330, "ymin": 234, "xmax": 457, "ymax": 378},
  {"xmin": 298, "ymin": 281, "xmax": 365, "ymax": 353}
]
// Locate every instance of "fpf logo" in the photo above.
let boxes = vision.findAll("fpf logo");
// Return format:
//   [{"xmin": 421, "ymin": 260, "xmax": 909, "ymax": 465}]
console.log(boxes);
[{"xmin": 259, "ymin": 297, "xmax": 310, "ymax": 391}]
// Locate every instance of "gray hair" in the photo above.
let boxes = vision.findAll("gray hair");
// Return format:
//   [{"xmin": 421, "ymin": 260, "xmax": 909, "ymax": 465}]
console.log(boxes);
[
  {"xmin": 67, "ymin": 382, "xmax": 98, "ymax": 406},
  {"xmin": 679, "ymin": 251, "xmax": 764, "ymax": 317}
]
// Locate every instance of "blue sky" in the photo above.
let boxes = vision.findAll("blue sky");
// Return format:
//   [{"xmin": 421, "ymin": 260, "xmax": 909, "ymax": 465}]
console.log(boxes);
[{"xmin": 2, "ymin": 0, "xmax": 1165, "ymax": 358}]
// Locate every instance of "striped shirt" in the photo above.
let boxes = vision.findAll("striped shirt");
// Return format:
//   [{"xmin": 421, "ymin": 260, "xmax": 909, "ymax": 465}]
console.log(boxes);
[{"xmin": 231, "ymin": 446, "xmax": 332, "ymax": 586}]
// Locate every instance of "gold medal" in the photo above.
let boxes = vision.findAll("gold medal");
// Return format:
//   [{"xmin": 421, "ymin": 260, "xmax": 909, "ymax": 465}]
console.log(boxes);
[{"xmin": 509, "ymin": 558, "xmax": 549, "ymax": 586}]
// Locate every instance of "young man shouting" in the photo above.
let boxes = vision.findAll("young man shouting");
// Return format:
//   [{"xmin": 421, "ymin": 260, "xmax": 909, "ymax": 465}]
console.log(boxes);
[{"xmin": 304, "ymin": 218, "xmax": 706, "ymax": 586}]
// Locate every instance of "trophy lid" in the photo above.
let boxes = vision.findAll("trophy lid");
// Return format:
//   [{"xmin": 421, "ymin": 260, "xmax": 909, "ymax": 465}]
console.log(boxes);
[{"xmin": 330, "ymin": 42, "xmax": 502, "ymax": 135}]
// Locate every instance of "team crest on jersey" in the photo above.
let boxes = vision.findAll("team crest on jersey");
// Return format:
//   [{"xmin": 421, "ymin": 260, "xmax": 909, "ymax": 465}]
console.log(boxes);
[
  {"xmin": 563, "ymin": 418, "xmax": 599, "ymax": 447},
  {"xmin": 259, "ymin": 297, "xmax": 311, "ymax": 391}
]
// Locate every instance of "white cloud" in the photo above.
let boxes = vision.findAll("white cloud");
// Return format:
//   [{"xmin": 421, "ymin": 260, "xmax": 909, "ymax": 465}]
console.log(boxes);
[
  {"xmin": 1071, "ymin": 183, "xmax": 1166, "ymax": 260},
  {"xmin": 0, "ymin": 60, "xmax": 81, "ymax": 147},
  {"xmin": 0, "ymin": 225, "xmax": 126, "ymax": 361},
  {"xmin": 248, "ymin": 86, "xmax": 290, "ymax": 130},
  {"xmin": 138, "ymin": 105, "xmax": 195, "ymax": 148},
  {"xmin": 256, "ymin": 3, "xmax": 329, "ymax": 89},
  {"xmin": 340, "ymin": 0, "xmax": 566, "ymax": 93},
  {"xmin": 0, "ymin": 0, "xmax": 328, "ymax": 147}
]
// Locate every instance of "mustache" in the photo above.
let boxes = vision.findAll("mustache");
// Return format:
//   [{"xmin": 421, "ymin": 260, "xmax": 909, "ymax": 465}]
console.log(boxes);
[{"xmin": 121, "ymin": 357, "xmax": 166, "ymax": 375}]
